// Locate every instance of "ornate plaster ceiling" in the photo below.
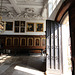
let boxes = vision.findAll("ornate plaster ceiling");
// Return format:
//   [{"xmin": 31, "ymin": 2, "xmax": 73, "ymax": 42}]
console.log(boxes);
[{"xmin": 0, "ymin": 0, "xmax": 48, "ymax": 20}]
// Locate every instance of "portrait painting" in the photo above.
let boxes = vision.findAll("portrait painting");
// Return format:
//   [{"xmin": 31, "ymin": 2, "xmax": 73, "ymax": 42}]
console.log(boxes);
[
  {"xmin": 35, "ymin": 38, "xmax": 40, "ymax": 46},
  {"xmin": 27, "ymin": 23, "xmax": 34, "ymax": 32},
  {"xmin": 6, "ymin": 22, "xmax": 13, "ymax": 31},
  {"xmin": 27, "ymin": 38, "xmax": 33, "ymax": 46},
  {"xmin": 14, "ymin": 27, "xmax": 19, "ymax": 32},
  {"xmin": 36, "ymin": 23, "xmax": 43, "ymax": 32}
]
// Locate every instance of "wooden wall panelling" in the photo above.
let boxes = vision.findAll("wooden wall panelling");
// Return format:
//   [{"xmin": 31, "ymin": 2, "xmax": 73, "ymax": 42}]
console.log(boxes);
[
  {"xmin": 6, "ymin": 37, "xmax": 12, "ymax": 46},
  {"xmin": 20, "ymin": 37, "xmax": 26, "ymax": 46},
  {"xmin": 34, "ymin": 37, "xmax": 40, "ymax": 46},
  {"xmin": 0, "ymin": 36, "xmax": 5, "ymax": 48},
  {"xmin": 0, "ymin": 35, "xmax": 46, "ymax": 53},
  {"xmin": 27, "ymin": 37, "xmax": 33, "ymax": 46},
  {"xmin": 41, "ymin": 38, "xmax": 46, "ymax": 46},
  {"xmin": 13, "ymin": 37, "xmax": 19, "ymax": 46}
]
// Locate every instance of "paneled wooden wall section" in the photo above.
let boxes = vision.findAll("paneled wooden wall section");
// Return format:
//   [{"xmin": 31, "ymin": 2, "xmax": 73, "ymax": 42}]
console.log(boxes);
[{"xmin": 0, "ymin": 35, "xmax": 46, "ymax": 53}]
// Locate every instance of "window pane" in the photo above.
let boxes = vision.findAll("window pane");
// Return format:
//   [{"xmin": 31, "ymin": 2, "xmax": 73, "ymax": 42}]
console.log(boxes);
[{"xmin": 48, "ymin": 0, "xmax": 60, "ymax": 17}]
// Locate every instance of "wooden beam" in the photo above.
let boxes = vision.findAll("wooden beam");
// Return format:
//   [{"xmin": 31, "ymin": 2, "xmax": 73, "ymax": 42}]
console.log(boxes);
[{"xmin": 55, "ymin": 0, "xmax": 72, "ymax": 22}]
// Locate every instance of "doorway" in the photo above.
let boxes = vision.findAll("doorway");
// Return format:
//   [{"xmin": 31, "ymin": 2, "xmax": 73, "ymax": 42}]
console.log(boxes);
[
  {"xmin": 60, "ymin": 11, "xmax": 72, "ymax": 75},
  {"xmin": 46, "ymin": 12, "xmax": 72, "ymax": 75}
]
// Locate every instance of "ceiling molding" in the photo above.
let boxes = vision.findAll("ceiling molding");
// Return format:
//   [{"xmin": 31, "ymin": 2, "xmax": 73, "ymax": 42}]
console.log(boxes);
[
  {"xmin": 16, "ymin": 1, "xmax": 43, "ymax": 5},
  {"xmin": 41, "ymin": 0, "xmax": 48, "ymax": 17},
  {"xmin": 9, "ymin": 0, "xmax": 21, "ymax": 13},
  {"xmin": 3, "ymin": 11, "xmax": 45, "ymax": 20},
  {"xmin": 1, "ymin": 0, "xmax": 47, "ymax": 20},
  {"xmin": 3, "ymin": 4, "xmax": 13, "ymax": 7},
  {"xmin": 17, "ymin": 4, "xmax": 43, "ymax": 9}
]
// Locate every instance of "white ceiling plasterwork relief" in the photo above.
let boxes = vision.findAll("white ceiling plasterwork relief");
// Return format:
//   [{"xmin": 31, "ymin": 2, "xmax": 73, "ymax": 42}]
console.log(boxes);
[
  {"xmin": 16, "ymin": 8, "xmax": 44, "ymax": 20},
  {"xmin": 6, "ymin": 12, "xmax": 14, "ymax": 19},
  {"xmin": 1, "ymin": 0, "xmax": 48, "ymax": 20},
  {"xmin": 4, "ymin": 8, "xmax": 45, "ymax": 20}
]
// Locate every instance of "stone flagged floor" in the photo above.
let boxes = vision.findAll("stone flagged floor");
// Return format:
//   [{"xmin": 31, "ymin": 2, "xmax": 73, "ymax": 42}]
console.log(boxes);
[{"xmin": 0, "ymin": 54, "xmax": 46, "ymax": 75}]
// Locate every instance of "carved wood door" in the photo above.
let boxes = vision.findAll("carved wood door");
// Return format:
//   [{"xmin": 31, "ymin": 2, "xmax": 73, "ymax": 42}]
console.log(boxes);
[{"xmin": 46, "ymin": 20, "xmax": 62, "ymax": 75}]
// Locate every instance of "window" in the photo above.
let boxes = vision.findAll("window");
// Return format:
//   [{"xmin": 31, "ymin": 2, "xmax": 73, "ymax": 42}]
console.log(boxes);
[{"xmin": 48, "ymin": 0, "xmax": 60, "ymax": 17}]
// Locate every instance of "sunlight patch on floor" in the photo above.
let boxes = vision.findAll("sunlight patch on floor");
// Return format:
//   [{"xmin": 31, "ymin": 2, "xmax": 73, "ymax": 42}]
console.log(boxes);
[
  {"xmin": 14, "ymin": 66, "xmax": 44, "ymax": 75},
  {"xmin": 0, "ymin": 55, "xmax": 11, "ymax": 64}
]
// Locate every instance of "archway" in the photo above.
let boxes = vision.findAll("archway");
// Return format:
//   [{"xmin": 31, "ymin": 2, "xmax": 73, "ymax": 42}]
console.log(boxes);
[
  {"xmin": 60, "ymin": 11, "xmax": 72, "ymax": 75},
  {"xmin": 55, "ymin": 0, "xmax": 75, "ymax": 75}
]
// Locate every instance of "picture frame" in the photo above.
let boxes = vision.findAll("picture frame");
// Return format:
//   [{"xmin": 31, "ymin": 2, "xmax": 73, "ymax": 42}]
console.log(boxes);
[
  {"xmin": 36, "ymin": 23, "xmax": 43, "ymax": 32},
  {"xmin": 6, "ymin": 22, "xmax": 13, "ymax": 31},
  {"xmin": 35, "ymin": 38, "xmax": 40, "ymax": 46},
  {"xmin": 27, "ymin": 22, "xmax": 34, "ymax": 32},
  {"xmin": 20, "ymin": 38, "xmax": 26, "ymax": 46},
  {"xmin": 41, "ymin": 38, "xmax": 46, "ymax": 46},
  {"xmin": 27, "ymin": 37, "xmax": 33, "ymax": 46}
]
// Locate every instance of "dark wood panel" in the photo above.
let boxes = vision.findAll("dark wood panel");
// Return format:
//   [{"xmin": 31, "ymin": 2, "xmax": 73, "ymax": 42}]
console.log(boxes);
[
  {"xmin": 55, "ymin": 0, "xmax": 72, "ymax": 22},
  {"xmin": 0, "ymin": 35, "xmax": 46, "ymax": 53}
]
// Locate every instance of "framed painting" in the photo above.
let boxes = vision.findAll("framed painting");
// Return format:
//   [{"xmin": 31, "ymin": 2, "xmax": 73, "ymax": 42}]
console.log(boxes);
[
  {"xmin": 20, "ymin": 38, "xmax": 26, "ymax": 46},
  {"xmin": 27, "ymin": 22, "xmax": 34, "ymax": 32},
  {"xmin": 20, "ymin": 27, "xmax": 25, "ymax": 33},
  {"xmin": 36, "ymin": 23, "xmax": 43, "ymax": 32},
  {"xmin": 6, "ymin": 22, "xmax": 13, "ymax": 31},
  {"xmin": 41, "ymin": 38, "xmax": 46, "ymax": 46},
  {"xmin": 14, "ymin": 27, "xmax": 19, "ymax": 32},
  {"xmin": 27, "ymin": 38, "xmax": 33, "ymax": 46},
  {"xmin": 15, "ymin": 21, "xmax": 19, "ymax": 26},
  {"xmin": 35, "ymin": 38, "xmax": 40, "ymax": 46},
  {"xmin": 21, "ymin": 21, "xmax": 25, "ymax": 26}
]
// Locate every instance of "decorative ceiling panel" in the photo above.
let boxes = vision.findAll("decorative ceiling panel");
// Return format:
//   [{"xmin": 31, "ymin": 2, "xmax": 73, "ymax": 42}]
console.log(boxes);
[
  {"xmin": 19, "ymin": 8, "xmax": 42, "ymax": 15},
  {"xmin": 1, "ymin": 0, "xmax": 47, "ymax": 20}
]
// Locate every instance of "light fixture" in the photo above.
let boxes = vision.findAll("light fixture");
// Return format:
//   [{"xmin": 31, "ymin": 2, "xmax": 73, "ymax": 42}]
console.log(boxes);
[{"xmin": 0, "ymin": 0, "xmax": 6, "ymax": 33}]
